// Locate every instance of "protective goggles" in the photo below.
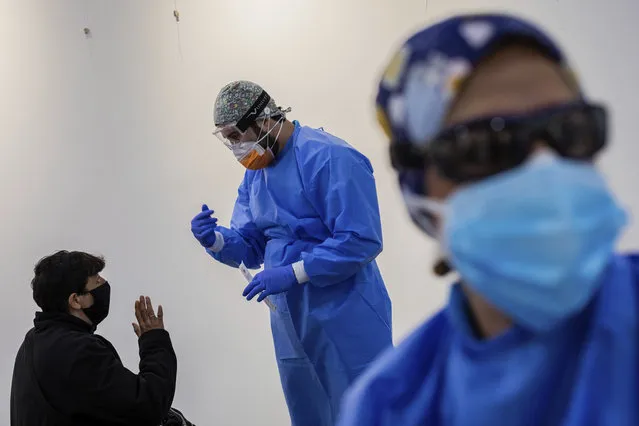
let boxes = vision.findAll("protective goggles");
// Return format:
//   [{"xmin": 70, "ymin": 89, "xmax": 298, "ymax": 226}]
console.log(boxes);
[
  {"xmin": 214, "ymin": 118, "xmax": 281, "ymax": 151},
  {"xmin": 390, "ymin": 101, "xmax": 607, "ymax": 185}
]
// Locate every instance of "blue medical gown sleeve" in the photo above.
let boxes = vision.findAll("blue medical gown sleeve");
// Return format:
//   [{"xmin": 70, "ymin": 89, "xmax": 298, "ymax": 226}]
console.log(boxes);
[
  {"xmin": 626, "ymin": 253, "xmax": 639, "ymax": 314},
  {"xmin": 207, "ymin": 176, "xmax": 266, "ymax": 269},
  {"xmin": 300, "ymin": 145, "xmax": 383, "ymax": 286}
]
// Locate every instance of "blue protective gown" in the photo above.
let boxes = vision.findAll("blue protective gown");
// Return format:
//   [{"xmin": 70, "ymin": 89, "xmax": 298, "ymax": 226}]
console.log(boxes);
[
  {"xmin": 337, "ymin": 253, "xmax": 639, "ymax": 426},
  {"xmin": 209, "ymin": 121, "xmax": 393, "ymax": 425}
]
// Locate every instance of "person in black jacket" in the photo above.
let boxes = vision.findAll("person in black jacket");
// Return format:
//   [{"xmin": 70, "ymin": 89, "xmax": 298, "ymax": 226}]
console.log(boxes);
[{"xmin": 10, "ymin": 250, "xmax": 178, "ymax": 426}]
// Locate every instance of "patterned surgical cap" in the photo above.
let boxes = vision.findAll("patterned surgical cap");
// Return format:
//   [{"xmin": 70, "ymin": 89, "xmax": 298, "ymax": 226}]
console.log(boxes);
[{"xmin": 213, "ymin": 80, "xmax": 279, "ymax": 127}]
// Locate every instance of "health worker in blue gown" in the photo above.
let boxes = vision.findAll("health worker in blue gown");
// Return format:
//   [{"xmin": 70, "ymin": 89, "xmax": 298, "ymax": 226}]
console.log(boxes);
[
  {"xmin": 190, "ymin": 80, "xmax": 393, "ymax": 426},
  {"xmin": 337, "ymin": 13, "xmax": 638, "ymax": 426}
]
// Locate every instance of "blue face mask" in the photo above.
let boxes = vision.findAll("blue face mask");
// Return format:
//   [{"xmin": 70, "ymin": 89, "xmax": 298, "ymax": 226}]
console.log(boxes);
[{"xmin": 404, "ymin": 151, "xmax": 627, "ymax": 331}]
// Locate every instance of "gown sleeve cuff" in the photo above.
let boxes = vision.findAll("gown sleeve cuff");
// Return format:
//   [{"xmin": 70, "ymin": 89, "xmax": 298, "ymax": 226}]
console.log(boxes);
[
  {"xmin": 207, "ymin": 231, "xmax": 225, "ymax": 253},
  {"xmin": 292, "ymin": 260, "xmax": 310, "ymax": 284}
]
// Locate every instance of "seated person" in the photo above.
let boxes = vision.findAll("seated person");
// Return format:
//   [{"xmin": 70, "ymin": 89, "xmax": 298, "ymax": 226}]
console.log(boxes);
[{"xmin": 10, "ymin": 250, "xmax": 178, "ymax": 426}]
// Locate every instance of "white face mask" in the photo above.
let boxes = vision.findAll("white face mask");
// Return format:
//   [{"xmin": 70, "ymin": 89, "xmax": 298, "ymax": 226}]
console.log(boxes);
[
  {"xmin": 228, "ymin": 117, "xmax": 285, "ymax": 161},
  {"xmin": 231, "ymin": 141, "xmax": 265, "ymax": 161}
]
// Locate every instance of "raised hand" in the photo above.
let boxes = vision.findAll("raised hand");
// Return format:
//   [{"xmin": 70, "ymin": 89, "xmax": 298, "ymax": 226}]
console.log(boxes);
[{"xmin": 132, "ymin": 296, "xmax": 165, "ymax": 337}]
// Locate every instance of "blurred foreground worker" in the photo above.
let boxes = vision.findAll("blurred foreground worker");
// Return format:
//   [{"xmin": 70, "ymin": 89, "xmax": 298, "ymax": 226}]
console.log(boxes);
[
  {"xmin": 191, "ymin": 81, "xmax": 392, "ymax": 425},
  {"xmin": 337, "ymin": 13, "xmax": 638, "ymax": 426},
  {"xmin": 10, "ymin": 251, "xmax": 187, "ymax": 426}
]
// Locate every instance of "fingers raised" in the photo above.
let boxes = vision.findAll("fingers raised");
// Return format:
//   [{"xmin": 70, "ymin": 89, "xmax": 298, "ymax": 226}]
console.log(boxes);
[
  {"xmin": 134, "ymin": 300, "xmax": 144, "ymax": 325},
  {"xmin": 139, "ymin": 295, "xmax": 150, "ymax": 323},
  {"xmin": 145, "ymin": 296, "xmax": 155, "ymax": 317},
  {"xmin": 134, "ymin": 296, "xmax": 165, "ymax": 337}
]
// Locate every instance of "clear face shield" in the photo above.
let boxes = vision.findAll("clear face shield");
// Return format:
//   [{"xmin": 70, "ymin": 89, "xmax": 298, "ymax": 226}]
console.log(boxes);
[{"xmin": 212, "ymin": 90, "xmax": 291, "ymax": 170}]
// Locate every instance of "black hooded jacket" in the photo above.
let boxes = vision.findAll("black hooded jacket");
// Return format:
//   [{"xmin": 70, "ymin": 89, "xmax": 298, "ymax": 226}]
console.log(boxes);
[{"xmin": 10, "ymin": 312, "xmax": 177, "ymax": 426}]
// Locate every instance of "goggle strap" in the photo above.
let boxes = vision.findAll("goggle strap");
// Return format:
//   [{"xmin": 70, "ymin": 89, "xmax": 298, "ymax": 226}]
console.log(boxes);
[{"xmin": 236, "ymin": 90, "xmax": 271, "ymax": 132}]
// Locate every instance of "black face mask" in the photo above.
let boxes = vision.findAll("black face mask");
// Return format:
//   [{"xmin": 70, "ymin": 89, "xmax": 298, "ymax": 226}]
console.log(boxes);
[{"xmin": 83, "ymin": 282, "xmax": 111, "ymax": 326}]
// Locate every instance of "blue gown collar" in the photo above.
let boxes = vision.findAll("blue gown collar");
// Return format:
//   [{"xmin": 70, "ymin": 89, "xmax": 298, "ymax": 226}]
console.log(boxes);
[
  {"xmin": 446, "ymin": 283, "xmax": 529, "ymax": 354},
  {"xmin": 277, "ymin": 120, "xmax": 301, "ymax": 159}
]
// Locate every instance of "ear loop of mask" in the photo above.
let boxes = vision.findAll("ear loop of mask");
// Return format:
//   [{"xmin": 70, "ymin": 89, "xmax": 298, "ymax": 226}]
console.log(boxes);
[
  {"xmin": 401, "ymin": 190, "xmax": 444, "ymax": 232},
  {"xmin": 401, "ymin": 189, "xmax": 453, "ymax": 276},
  {"xmin": 254, "ymin": 106, "xmax": 291, "ymax": 145},
  {"xmin": 252, "ymin": 115, "xmax": 286, "ymax": 156},
  {"xmin": 233, "ymin": 105, "xmax": 290, "ymax": 163},
  {"xmin": 231, "ymin": 115, "xmax": 277, "ymax": 161}
]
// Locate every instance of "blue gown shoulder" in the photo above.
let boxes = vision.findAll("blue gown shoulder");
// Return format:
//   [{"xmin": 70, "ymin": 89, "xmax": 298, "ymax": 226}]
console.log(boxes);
[{"xmin": 292, "ymin": 126, "xmax": 373, "ymax": 174}]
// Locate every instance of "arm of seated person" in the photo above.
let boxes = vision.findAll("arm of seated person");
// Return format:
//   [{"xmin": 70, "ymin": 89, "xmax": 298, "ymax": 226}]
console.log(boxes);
[{"xmin": 69, "ymin": 296, "xmax": 178, "ymax": 425}]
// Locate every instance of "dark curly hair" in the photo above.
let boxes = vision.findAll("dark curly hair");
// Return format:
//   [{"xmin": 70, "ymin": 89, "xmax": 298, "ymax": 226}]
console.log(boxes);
[{"xmin": 31, "ymin": 250, "xmax": 105, "ymax": 313}]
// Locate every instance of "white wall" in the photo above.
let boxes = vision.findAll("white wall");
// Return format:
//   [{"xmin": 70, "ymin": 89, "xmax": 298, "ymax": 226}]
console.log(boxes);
[{"xmin": 0, "ymin": 0, "xmax": 637, "ymax": 424}]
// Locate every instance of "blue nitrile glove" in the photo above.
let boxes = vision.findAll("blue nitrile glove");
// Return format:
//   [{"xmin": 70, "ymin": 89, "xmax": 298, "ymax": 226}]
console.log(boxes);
[
  {"xmin": 191, "ymin": 204, "xmax": 218, "ymax": 248},
  {"xmin": 243, "ymin": 265, "xmax": 298, "ymax": 302}
]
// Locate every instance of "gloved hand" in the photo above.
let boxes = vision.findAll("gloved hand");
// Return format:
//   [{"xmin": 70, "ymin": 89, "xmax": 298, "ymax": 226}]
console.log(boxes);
[
  {"xmin": 243, "ymin": 265, "xmax": 298, "ymax": 302},
  {"xmin": 191, "ymin": 204, "xmax": 218, "ymax": 248}
]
